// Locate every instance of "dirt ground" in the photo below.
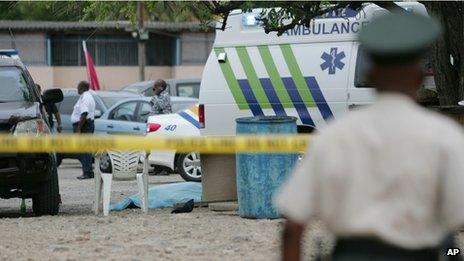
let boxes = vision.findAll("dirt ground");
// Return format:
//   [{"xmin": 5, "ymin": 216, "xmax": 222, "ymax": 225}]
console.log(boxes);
[
  {"xmin": 1, "ymin": 160, "xmax": 461, "ymax": 260},
  {"xmin": 0, "ymin": 160, "xmax": 316, "ymax": 261}
]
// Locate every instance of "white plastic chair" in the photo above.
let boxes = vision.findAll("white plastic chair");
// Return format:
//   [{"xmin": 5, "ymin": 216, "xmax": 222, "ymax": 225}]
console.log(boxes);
[{"xmin": 94, "ymin": 150, "xmax": 149, "ymax": 216}]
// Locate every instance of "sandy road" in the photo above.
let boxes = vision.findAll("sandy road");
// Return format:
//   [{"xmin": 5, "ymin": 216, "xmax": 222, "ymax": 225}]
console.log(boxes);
[
  {"xmin": 1, "ymin": 160, "xmax": 460, "ymax": 260},
  {"xmin": 0, "ymin": 160, "xmax": 289, "ymax": 260}
]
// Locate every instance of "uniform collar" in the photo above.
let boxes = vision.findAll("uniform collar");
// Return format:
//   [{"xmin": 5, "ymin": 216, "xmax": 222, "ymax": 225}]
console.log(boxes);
[
  {"xmin": 80, "ymin": 90, "xmax": 92, "ymax": 96},
  {"xmin": 375, "ymin": 92, "xmax": 416, "ymax": 108}
]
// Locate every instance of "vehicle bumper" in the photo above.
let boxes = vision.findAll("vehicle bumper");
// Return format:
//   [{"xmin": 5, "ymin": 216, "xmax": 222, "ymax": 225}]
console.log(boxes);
[{"xmin": 0, "ymin": 153, "xmax": 55, "ymax": 197}]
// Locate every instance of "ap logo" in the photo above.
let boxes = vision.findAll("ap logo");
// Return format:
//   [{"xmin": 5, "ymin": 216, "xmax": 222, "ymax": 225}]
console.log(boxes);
[
  {"xmin": 320, "ymin": 48, "xmax": 346, "ymax": 75},
  {"xmin": 447, "ymin": 248, "xmax": 460, "ymax": 256}
]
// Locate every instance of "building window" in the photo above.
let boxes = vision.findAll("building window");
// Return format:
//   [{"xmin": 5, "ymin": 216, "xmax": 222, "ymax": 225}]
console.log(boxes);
[
  {"xmin": 146, "ymin": 33, "xmax": 177, "ymax": 66},
  {"xmin": 51, "ymin": 35, "xmax": 80, "ymax": 66},
  {"xmin": 51, "ymin": 33, "xmax": 178, "ymax": 66},
  {"xmin": 354, "ymin": 45, "xmax": 373, "ymax": 88},
  {"xmin": 89, "ymin": 34, "xmax": 138, "ymax": 66},
  {"xmin": 51, "ymin": 34, "xmax": 138, "ymax": 66}
]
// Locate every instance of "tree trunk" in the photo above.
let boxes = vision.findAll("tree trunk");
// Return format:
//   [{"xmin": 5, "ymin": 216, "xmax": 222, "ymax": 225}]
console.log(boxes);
[
  {"xmin": 137, "ymin": 1, "xmax": 146, "ymax": 81},
  {"xmin": 423, "ymin": 2, "xmax": 464, "ymax": 106}
]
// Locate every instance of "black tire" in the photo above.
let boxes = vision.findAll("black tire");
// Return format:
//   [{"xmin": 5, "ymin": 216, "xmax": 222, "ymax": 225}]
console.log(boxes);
[
  {"xmin": 32, "ymin": 163, "xmax": 60, "ymax": 216},
  {"xmin": 176, "ymin": 153, "xmax": 202, "ymax": 182},
  {"xmin": 56, "ymin": 153, "xmax": 62, "ymax": 167}
]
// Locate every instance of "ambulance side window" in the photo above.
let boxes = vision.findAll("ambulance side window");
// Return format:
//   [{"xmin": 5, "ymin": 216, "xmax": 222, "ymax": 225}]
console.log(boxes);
[{"xmin": 354, "ymin": 46, "xmax": 373, "ymax": 88}]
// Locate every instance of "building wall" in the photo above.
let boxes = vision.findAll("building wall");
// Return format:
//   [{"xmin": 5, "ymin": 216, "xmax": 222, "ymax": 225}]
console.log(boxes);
[
  {"xmin": 181, "ymin": 32, "xmax": 214, "ymax": 65},
  {"xmin": 28, "ymin": 66, "xmax": 54, "ymax": 88},
  {"xmin": 1, "ymin": 30, "xmax": 213, "ymax": 90},
  {"xmin": 0, "ymin": 32, "xmax": 48, "ymax": 65},
  {"xmin": 29, "ymin": 65, "xmax": 205, "ymax": 90}
]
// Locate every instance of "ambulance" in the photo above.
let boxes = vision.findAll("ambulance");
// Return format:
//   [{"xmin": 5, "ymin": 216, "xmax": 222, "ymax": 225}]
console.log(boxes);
[{"xmin": 198, "ymin": 2, "xmax": 433, "ymax": 201}]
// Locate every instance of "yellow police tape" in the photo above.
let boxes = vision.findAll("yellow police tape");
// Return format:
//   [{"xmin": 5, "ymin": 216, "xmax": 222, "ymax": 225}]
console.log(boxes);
[{"xmin": 0, "ymin": 134, "xmax": 311, "ymax": 153}]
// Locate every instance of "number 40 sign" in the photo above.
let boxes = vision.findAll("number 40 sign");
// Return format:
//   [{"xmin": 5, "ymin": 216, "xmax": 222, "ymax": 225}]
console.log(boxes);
[{"xmin": 164, "ymin": 125, "xmax": 177, "ymax": 131}]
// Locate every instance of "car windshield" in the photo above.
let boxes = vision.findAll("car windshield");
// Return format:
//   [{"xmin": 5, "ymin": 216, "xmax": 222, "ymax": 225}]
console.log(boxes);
[
  {"xmin": 59, "ymin": 96, "xmax": 79, "ymax": 114},
  {"xmin": 101, "ymin": 96, "xmax": 131, "ymax": 108},
  {"xmin": 0, "ymin": 67, "xmax": 33, "ymax": 102},
  {"xmin": 122, "ymin": 83, "xmax": 152, "ymax": 93}
]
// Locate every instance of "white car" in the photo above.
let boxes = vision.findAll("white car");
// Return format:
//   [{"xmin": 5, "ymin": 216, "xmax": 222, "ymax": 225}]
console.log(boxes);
[{"xmin": 146, "ymin": 105, "xmax": 201, "ymax": 182}]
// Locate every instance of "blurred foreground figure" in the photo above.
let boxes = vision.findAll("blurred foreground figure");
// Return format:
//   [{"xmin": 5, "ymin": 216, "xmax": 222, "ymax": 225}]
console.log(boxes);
[{"xmin": 276, "ymin": 12, "xmax": 464, "ymax": 261}]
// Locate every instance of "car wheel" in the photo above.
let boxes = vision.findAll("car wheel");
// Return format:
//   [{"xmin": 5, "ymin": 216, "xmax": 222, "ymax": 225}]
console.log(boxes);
[
  {"xmin": 177, "ymin": 152, "xmax": 202, "ymax": 182},
  {"xmin": 32, "ymin": 162, "xmax": 60, "ymax": 216},
  {"xmin": 99, "ymin": 153, "xmax": 112, "ymax": 173}
]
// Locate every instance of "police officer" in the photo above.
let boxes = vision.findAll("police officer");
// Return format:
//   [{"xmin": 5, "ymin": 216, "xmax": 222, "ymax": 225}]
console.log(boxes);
[
  {"xmin": 71, "ymin": 81, "xmax": 96, "ymax": 180},
  {"xmin": 150, "ymin": 79, "xmax": 172, "ymax": 115},
  {"xmin": 276, "ymin": 12, "xmax": 464, "ymax": 260}
]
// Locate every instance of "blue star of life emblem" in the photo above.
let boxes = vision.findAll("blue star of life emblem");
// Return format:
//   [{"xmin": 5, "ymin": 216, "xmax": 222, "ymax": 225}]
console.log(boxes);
[{"xmin": 320, "ymin": 48, "xmax": 346, "ymax": 75}]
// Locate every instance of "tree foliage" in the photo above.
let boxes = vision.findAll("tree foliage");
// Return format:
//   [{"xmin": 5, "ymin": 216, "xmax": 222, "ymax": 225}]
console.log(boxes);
[
  {"xmin": 423, "ymin": 2, "xmax": 464, "ymax": 106},
  {"xmin": 168, "ymin": 1, "xmax": 405, "ymax": 34},
  {"xmin": 168, "ymin": 1, "xmax": 464, "ymax": 106},
  {"xmin": 0, "ymin": 1, "xmax": 89, "ymax": 21},
  {"xmin": 1, "ymin": 1, "xmax": 462, "ymax": 106},
  {"xmin": 0, "ymin": 1, "xmax": 197, "ymax": 23}
]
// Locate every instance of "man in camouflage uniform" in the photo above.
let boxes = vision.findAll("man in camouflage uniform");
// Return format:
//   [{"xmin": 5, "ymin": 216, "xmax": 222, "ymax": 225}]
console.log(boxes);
[{"xmin": 150, "ymin": 79, "xmax": 172, "ymax": 115}]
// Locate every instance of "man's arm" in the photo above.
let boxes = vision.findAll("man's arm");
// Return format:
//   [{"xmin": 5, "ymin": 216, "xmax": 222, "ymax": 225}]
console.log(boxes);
[
  {"xmin": 76, "ymin": 93, "xmax": 91, "ymax": 133},
  {"xmin": 275, "ymin": 137, "xmax": 326, "ymax": 261},
  {"xmin": 54, "ymin": 111, "xmax": 62, "ymax": 132},
  {"xmin": 76, "ymin": 112, "xmax": 88, "ymax": 133},
  {"xmin": 282, "ymin": 220, "xmax": 305, "ymax": 261}
]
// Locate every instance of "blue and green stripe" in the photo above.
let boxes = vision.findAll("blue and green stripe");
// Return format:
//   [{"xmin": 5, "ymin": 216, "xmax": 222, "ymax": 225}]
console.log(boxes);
[
  {"xmin": 214, "ymin": 48, "xmax": 248, "ymax": 110},
  {"xmin": 216, "ymin": 45, "xmax": 332, "ymax": 125},
  {"xmin": 305, "ymin": 77, "xmax": 334, "ymax": 120},
  {"xmin": 279, "ymin": 44, "xmax": 316, "ymax": 108},
  {"xmin": 236, "ymin": 47, "xmax": 270, "ymax": 110}
]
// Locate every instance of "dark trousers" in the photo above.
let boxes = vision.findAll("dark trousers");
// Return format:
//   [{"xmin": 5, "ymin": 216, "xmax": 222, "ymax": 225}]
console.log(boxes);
[
  {"xmin": 73, "ymin": 120, "xmax": 95, "ymax": 177},
  {"xmin": 332, "ymin": 238, "xmax": 439, "ymax": 261}
]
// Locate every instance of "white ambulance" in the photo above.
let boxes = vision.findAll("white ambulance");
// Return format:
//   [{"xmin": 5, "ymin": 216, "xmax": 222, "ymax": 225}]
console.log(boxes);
[{"xmin": 198, "ymin": 2, "xmax": 432, "ymax": 201}]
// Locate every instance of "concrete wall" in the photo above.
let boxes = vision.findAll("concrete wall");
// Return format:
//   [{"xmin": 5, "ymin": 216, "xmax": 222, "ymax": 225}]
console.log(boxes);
[
  {"xmin": 0, "ymin": 33, "xmax": 47, "ymax": 65},
  {"xmin": 1, "ymin": 31, "xmax": 211, "ymax": 90},
  {"xmin": 181, "ymin": 32, "xmax": 214, "ymax": 65},
  {"xmin": 29, "ymin": 65, "xmax": 204, "ymax": 90}
]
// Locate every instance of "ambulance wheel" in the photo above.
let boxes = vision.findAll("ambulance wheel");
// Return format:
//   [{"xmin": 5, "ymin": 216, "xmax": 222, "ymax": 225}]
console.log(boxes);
[{"xmin": 177, "ymin": 152, "xmax": 202, "ymax": 182}]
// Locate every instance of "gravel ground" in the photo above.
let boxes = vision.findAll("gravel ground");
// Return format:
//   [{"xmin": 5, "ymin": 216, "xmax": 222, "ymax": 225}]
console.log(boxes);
[
  {"xmin": 0, "ymin": 160, "xmax": 460, "ymax": 260},
  {"xmin": 0, "ymin": 160, "xmax": 295, "ymax": 260}
]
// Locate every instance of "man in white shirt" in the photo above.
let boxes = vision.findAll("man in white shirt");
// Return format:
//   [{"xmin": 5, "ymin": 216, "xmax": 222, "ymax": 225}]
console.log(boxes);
[
  {"xmin": 276, "ymin": 12, "xmax": 464, "ymax": 260},
  {"xmin": 71, "ymin": 81, "xmax": 96, "ymax": 180}
]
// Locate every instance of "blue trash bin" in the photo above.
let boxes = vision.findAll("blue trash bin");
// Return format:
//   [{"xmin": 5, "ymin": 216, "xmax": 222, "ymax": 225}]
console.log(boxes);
[{"xmin": 235, "ymin": 116, "xmax": 298, "ymax": 219}]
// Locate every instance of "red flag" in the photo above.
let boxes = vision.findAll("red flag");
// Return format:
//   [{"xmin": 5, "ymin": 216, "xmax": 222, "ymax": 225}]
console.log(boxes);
[{"xmin": 82, "ymin": 41, "xmax": 101, "ymax": 91}]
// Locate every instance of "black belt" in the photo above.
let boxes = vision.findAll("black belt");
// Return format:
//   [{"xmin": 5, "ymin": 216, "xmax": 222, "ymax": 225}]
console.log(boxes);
[{"xmin": 333, "ymin": 237, "xmax": 439, "ymax": 261}]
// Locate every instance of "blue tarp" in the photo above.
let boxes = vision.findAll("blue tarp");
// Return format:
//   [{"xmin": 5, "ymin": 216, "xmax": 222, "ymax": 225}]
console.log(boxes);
[{"xmin": 111, "ymin": 182, "xmax": 202, "ymax": 211}]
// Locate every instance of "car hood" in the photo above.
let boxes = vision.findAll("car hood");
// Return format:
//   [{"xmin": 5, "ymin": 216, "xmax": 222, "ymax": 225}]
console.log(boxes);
[{"xmin": 0, "ymin": 101, "xmax": 40, "ymax": 124}]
